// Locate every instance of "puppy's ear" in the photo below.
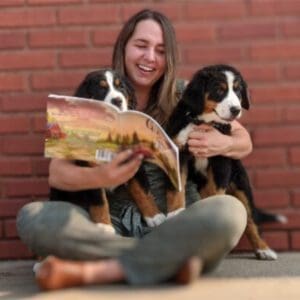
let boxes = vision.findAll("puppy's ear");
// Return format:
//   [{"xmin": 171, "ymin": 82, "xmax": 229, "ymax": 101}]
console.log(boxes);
[
  {"xmin": 240, "ymin": 79, "xmax": 250, "ymax": 110},
  {"xmin": 182, "ymin": 70, "xmax": 208, "ymax": 114},
  {"xmin": 74, "ymin": 78, "xmax": 91, "ymax": 98}
]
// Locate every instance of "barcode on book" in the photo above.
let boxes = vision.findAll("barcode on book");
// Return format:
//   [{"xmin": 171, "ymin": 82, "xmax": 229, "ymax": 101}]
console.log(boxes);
[{"xmin": 95, "ymin": 149, "xmax": 115, "ymax": 162}]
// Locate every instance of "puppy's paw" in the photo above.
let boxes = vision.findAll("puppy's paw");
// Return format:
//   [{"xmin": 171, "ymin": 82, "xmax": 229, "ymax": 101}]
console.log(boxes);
[
  {"xmin": 145, "ymin": 213, "xmax": 166, "ymax": 227},
  {"xmin": 96, "ymin": 223, "xmax": 116, "ymax": 235},
  {"xmin": 255, "ymin": 248, "xmax": 278, "ymax": 260},
  {"xmin": 166, "ymin": 208, "xmax": 185, "ymax": 219}
]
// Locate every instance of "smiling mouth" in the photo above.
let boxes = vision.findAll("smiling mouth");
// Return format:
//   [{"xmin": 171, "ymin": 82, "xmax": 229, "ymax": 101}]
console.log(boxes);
[{"xmin": 138, "ymin": 64, "xmax": 155, "ymax": 73}]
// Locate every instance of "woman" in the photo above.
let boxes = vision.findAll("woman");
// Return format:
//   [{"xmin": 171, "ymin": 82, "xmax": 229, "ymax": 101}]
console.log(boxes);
[{"xmin": 17, "ymin": 9, "xmax": 251, "ymax": 290}]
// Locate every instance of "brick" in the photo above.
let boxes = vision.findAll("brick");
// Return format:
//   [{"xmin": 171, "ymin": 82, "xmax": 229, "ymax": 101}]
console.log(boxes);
[
  {"xmin": 0, "ymin": 9, "xmax": 56, "ymax": 28},
  {"xmin": 291, "ymin": 232, "xmax": 300, "ymax": 250},
  {"xmin": 32, "ymin": 114, "xmax": 47, "ymax": 132},
  {"xmin": 250, "ymin": 0, "xmax": 300, "ymax": 16},
  {"xmin": 253, "ymin": 190, "xmax": 290, "ymax": 208},
  {"xmin": 241, "ymin": 106, "xmax": 283, "ymax": 126},
  {"xmin": 261, "ymin": 231, "xmax": 289, "ymax": 250},
  {"xmin": 250, "ymin": 41, "xmax": 300, "ymax": 61},
  {"xmin": 29, "ymin": 30, "xmax": 88, "ymax": 48},
  {"xmin": 284, "ymin": 106, "xmax": 300, "ymax": 123},
  {"xmin": 243, "ymin": 148, "xmax": 286, "ymax": 168},
  {"xmin": 251, "ymin": 85, "xmax": 300, "ymax": 104},
  {"xmin": 0, "ymin": 0, "xmax": 24, "ymax": 6},
  {"xmin": 1, "ymin": 135, "xmax": 44, "ymax": 155},
  {"xmin": 0, "ymin": 74, "xmax": 25, "ymax": 92},
  {"xmin": 31, "ymin": 158, "xmax": 50, "ymax": 176},
  {"xmin": 0, "ymin": 115, "xmax": 31, "ymax": 134},
  {"xmin": 59, "ymin": 50, "xmax": 112, "ymax": 68},
  {"xmin": 2, "ymin": 178, "xmax": 49, "ymax": 197},
  {"xmin": 58, "ymin": 5, "xmax": 119, "ymax": 25},
  {"xmin": 0, "ymin": 32, "xmax": 26, "ymax": 49},
  {"xmin": 255, "ymin": 170, "xmax": 300, "ymax": 188},
  {"xmin": 0, "ymin": 52, "xmax": 56, "ymax": 71},
  {"xmin": 0, "ymin": 158, "xmax": 32, "ymax": 176},
  {"xmin": 291, "ymin": 190, "xmax": 300, "ymax": 207},
  {"xmin": 186, "ymin": 46, "xmax": 244, "ymax": 65},
  {"xmin": 252, "ymin": 126, "xmax": 300, "ymax": 146},
  {"xmin": 219, "ymin": 22, "xmax": 277, "ymax": 40},
  {"xmin": 0, "ymin": 240, "xmax": 33, "ymax": 259},
  {"xmin": 284, "ymin": 63, "xmax": 300, "ymax": 80},
  {"xmin": 28, "ymin": 0, "xmax": 80, "ymax": 4},
  {"xmin": 289, "ymin": 147, "xmax": 300, "ymax": 165},
  {"xmin": 31, "ymin": 71, "xmax": 84, "ymax": 91},
  {"xmin": 93, "ymin": 27, "xmax": 121, "ymax": 47},
  {"xmin": 234, "ymin": 230, "xmax": 289, "ymax": 252},
  {"xmin": 0, "ymin": 199, "xmax": 30, "ymax": 217},
  {"xmin": 175, "ymin": 24, "xmax": 216, "ymax": 44},
  {"xmin": 239, "ymin": 64, "xmax": 281, "ymax": 83},
  {"xmin": 282, "ymin": 20, "xmax": 300, "ymax": 37},
  {"xmin": 0, "ymin": 94, "xmax": 47, "ymax": 112},
  {"xmin": 4, "ymin": 219, "xmax": 17, "ymax": 238},
  {"xmin": 186, "ymin": 1, "xmax": 246, "ymax": 20}
]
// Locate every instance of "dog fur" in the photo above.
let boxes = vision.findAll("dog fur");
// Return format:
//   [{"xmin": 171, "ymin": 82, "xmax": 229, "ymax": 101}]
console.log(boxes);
[
  {"xmin": 165, "ymin": 64, "xmax": 285, "ymax": 260},
  {"xmin": 49, "ymin": 69, "xmax": 165, "ymax": 233}
]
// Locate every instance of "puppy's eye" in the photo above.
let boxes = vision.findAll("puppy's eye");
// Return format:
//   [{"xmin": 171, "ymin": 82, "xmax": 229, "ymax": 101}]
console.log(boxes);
[
  {"xmin": 216, "ymin": 88, "xmax": 224, "ymax": 96},
  {"xmin": 99, "ymin": 80, "xmax": 108, "ymax": 88},
  {"xmin": 114, "ymin": 78, "xmax": 120, "ymax": 87},
  {"xmin": 234, "ymin": 85, "xmax": 242, "ymax": 96}
]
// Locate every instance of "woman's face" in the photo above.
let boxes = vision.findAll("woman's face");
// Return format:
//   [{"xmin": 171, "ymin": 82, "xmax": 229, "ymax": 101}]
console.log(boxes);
[{"xmin": 124, "ymin": 19, "xmax": 166, "ymax": 91}]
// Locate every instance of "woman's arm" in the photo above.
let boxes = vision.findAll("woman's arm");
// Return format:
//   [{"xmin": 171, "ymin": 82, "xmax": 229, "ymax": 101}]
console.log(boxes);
[
  {"xmin": 48, "ymin": 150, "xmax": 143, "ymax": 191},
  {"xmin": 187, "ymin": 120, "xmax": 252, "ymax": 160}
]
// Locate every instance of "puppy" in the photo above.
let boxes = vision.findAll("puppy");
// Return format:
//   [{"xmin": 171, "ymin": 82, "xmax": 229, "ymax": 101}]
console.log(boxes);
[
  {"xmin": 165, "ymin": 64, "xmax": 286, "ymax": 260},
  {"xmin": 50, "ymin": 69, "xmax": 165, "ymax": 233}
]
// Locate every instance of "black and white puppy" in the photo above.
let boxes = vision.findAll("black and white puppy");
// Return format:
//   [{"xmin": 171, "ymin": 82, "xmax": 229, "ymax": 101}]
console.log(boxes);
[
  {"xmin": 50, "ymin": 69, "xmax": 135, "ymax": 234},
  {"xmin": 165, "ymin": 64, "xmax": 286, "ymax": 260}
]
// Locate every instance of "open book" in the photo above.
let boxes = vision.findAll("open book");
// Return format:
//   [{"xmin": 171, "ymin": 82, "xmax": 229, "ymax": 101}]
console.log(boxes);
[{"xmin": 45, "ymin": 94, "xmax": 181, "ymax": 191}]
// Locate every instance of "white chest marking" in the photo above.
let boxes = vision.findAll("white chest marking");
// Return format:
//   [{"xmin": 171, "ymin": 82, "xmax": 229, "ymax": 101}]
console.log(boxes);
[
  {"xmin": 194, "ymin": 158, "xmax": 209, "ymax": 175},
  {"xmin": 176, "ymin": 123, "xmax": 194, "ymax": 146}
]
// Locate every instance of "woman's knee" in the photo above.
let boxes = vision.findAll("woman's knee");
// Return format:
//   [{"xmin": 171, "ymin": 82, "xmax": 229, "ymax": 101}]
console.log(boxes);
[{"xmin": 205, "ymin": 195, "xmax": 247, "ymax": 248}]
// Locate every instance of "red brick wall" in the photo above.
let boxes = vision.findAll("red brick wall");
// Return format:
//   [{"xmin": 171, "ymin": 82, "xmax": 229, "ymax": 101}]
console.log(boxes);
[{"xmin": 0, "ymin": 0, "xmax": 300, "ymax": 259}]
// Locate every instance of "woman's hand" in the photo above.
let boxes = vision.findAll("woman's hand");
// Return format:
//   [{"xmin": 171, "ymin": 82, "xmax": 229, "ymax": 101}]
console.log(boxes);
[
  {"xmin": 49, "ymin": 150, "xmax": 143, "ymax": 191},
  {"xmin": 93, "ymin": 150, "xmax": 143, "ymax": 188},
  {"xmin": 187, "ymin": 121, "xmax": 252, "ymax": 159}
]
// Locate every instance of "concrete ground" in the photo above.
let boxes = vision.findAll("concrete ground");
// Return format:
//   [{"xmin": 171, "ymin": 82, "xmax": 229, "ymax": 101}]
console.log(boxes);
[{"xmin": 1, "ymin": 252, "xmax": 300, "ymax": 300}]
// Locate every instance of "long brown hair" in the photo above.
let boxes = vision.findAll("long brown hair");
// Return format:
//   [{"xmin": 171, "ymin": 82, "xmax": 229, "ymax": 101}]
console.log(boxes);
[{"xmin": 112, "ymin": 9, "xmax": 179, "ymax": 126}]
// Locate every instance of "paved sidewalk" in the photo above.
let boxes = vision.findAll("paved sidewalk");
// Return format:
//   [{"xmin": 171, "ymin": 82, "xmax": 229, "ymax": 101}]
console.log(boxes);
[{"xmin": 1, "ymin": 252, "xmax": 300, "ymax": 300}]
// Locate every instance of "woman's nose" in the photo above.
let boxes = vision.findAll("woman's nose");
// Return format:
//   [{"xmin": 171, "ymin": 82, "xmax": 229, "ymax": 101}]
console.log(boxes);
[{"xmin": 144, "ymin": 48, "xmax": 155, "ymax": 61}]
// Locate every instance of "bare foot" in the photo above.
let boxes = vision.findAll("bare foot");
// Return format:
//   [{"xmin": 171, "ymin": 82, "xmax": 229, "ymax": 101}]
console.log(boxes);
[
  {"xmin": 174, "ymin": 256, "xmax": 202, "ymax": 284},
  {"xmin": 36, "ymin": 256, "xmax": 125, "ymax": 290}
]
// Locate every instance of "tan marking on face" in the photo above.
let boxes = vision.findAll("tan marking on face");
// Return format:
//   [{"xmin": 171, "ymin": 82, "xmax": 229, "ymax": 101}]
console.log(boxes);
[
  {"xmin": 99, "ymin": 80, "xmax": 108, "ymax": 88},
  {"xmin": 233, "ymin": 80, "xmax": 240, "ymax": 90},
  {"xmin": 114, "ymin": 78, "xmax": 120, "ymax": 87},
  {"xmin": 204, "ymin": 93, "xmax": 217, "ymax": 113}
]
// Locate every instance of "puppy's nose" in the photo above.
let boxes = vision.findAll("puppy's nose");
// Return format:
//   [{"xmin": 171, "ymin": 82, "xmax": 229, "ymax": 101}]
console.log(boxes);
[
  {"xmin": 230, "ymin": 106, "xmax": 241, "ymax": 117},
  {"xmin": 111, "ymin": 98, "xmax": 123, "ymax": 108}
]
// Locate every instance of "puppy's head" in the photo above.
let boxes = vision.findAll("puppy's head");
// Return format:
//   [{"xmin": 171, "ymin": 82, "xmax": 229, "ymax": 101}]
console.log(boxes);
[
  {"xmin": 183, "ymin": 64, "xmax": 250, "ymax": 123},
  {"xmin": 74, "ymin": 69, "xmax": 136, "ymax": 111}
]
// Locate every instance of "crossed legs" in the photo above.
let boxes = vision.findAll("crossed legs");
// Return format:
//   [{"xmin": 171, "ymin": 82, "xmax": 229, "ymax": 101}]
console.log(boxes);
[{"xmin": 17, "ymin": 195, "xmax": 247, "ymax": 289}]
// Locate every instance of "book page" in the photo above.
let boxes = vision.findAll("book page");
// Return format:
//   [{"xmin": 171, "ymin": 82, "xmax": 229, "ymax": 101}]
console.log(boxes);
[{"xmin": 45, "ymin": 94, "xmax": 181, "ymax": 191}]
